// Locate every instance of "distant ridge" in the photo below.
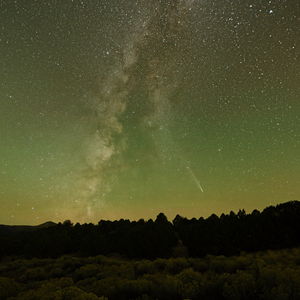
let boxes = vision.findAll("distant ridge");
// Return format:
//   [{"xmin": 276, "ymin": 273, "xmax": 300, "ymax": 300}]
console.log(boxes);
[
  {"xmin": 37, "ymin": 221, "xmax": 57, "ymax": 228},
  {"xmin": 0, "ymin": 221, "xmax": 57, "ymax": 233}
]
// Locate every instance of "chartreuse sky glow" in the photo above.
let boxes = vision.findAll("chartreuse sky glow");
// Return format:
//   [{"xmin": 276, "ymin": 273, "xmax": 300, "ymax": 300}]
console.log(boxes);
[{"xmin": 0, "ymin": 0, "xmax": 299, "ymax": 224}]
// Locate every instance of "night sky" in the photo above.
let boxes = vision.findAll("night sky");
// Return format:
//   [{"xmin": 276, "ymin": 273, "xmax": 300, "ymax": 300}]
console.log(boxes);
[{"xmin": 1, "ymin": 0, "xmax": 299, "ymax": 225}]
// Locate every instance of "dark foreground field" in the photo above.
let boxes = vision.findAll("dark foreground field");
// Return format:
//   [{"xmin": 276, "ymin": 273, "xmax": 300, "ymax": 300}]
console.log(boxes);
[{"xmin": 1, "ymin": 248, "xmax": 300, "ymax": 300}]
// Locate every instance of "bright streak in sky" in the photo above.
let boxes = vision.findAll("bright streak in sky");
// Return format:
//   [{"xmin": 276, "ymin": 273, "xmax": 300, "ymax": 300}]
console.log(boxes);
[{"xmin": 186, "ymin": 166, "xmax": 204, "ymax": 193}]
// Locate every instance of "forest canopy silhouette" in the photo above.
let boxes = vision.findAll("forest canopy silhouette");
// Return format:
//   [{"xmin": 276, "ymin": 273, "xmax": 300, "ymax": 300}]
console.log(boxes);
[{"xmin": 1, "ymin": 201, "xmax": 300, "ymax": 259}]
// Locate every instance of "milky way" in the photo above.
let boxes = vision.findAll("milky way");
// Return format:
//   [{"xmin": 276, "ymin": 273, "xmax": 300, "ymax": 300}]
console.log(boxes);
[
  {"xmin": 78, "ymin": 0, "xmax": 197, "ymax": 219},
  {"xmin": 0, "ymin": 0, "xmax": 299, "ymax": 224}
]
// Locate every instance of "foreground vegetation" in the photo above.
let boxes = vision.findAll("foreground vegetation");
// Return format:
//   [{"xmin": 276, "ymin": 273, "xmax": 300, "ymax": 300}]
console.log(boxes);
[{"xmin": 1, "ymin": 248, "xmax": 300, "ymax": 300}]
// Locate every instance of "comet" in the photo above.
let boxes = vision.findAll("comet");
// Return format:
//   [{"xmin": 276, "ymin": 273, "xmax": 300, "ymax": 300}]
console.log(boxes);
[{"xmin": 186, "ymin": 166, "xmax": 204, "ymax": 193}]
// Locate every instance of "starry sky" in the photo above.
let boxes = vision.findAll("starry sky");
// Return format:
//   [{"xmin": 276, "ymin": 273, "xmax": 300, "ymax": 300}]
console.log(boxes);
[{"xmin": 0, "ymin": 0, "xmax": 299, "ymax": 225}]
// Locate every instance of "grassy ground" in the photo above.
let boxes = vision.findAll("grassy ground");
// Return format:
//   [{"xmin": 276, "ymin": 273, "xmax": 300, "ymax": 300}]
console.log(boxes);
[{"xmin": 1, "ymin": 248, "xmax": 300, "ymax": 299}]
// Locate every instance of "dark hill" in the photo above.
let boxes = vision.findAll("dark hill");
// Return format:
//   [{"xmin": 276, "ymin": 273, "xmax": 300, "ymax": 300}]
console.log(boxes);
[
  {"xmin": 37, "ymin": 221, "xmax": 57, "ymax": 228},
  {"xmin": 0, "ymin": 221, "xmax": 57, "ymax": 234}
]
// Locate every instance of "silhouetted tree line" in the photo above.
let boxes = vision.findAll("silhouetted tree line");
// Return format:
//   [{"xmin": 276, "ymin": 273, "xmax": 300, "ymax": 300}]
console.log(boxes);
[{"xmin": 1, "ymin": 201, "xmax": 300, "ymax": 259}]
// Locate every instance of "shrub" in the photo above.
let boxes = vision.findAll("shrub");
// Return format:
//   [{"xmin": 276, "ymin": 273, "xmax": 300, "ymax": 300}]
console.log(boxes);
[
  {"xmin": 0, "ymin": 277, "xmax": 21, "ymax": 299},
  {"xmin": 222, "ymin": 271, "xmax": 257, "ymax": 300}
]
